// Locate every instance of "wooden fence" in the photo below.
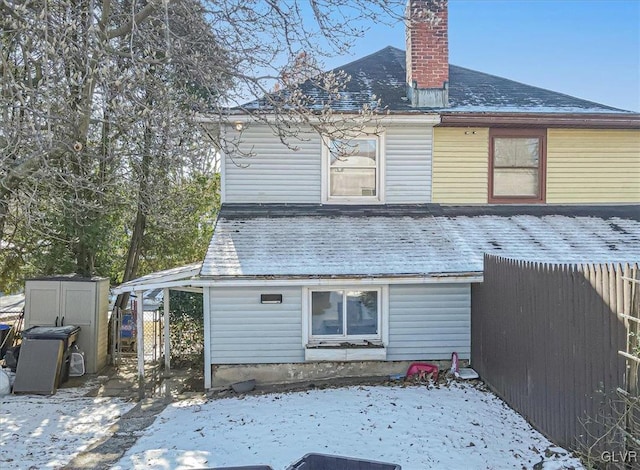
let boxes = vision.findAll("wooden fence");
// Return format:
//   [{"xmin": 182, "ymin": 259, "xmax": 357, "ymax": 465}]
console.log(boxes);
[{"xmin": 472, "ymin": 255, "xmax": 639, "ymax": 463}]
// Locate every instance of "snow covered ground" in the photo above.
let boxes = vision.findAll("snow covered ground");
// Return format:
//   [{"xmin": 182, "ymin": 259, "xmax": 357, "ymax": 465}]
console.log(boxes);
[
  {"xmin": 114, "ymin": 381, "xmax": 583, "ymax": 470},
  {"xmin": 0, "ymin": 379, "xmax": 134, "ymax": 469}
]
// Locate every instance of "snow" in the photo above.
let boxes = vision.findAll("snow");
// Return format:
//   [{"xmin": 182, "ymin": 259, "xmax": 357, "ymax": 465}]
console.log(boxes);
[
  {"xmin": 202, "ymin": 211, "xmax": 640, "ymax": 278},
  {"xmin": 0, "ymin": 378, "xmax": 585, "ymax": 470},
  {"xmin": 0, "ymin": 379, "xmax": 134, "ymax": 469},
  {"xmin": 113, "ymin": 382, "xmax": 583, "ymax": 470}
]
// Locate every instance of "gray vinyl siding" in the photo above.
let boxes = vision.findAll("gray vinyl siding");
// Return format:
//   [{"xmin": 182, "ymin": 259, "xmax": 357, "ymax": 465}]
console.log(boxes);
[
  {"xmin": 209, "ymin": 286, "xmax": 304, "ymax": 364},
  {"xmin": 224, "ymin": 126, "xmax": 321, "ymax": 203},
  {"xmin": 387, "ymin": 284, "xmax": 471, "ymax": 361},
  {"xmin": 224, "ymin": 123, "xmax": 435, "ymax": 204},
  {"xmin": 385, "ymin": 125, "xmax": 432, "ymax": 203}
]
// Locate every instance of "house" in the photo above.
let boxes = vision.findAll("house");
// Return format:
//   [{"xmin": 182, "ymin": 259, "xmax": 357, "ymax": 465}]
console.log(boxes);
[{"xmin": 115, "ymin": 0, "xmax": 640, "ymax": 389}]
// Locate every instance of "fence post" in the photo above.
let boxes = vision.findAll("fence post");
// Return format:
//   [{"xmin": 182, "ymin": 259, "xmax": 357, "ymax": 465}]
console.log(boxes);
[
  {"xmin": 164, "ymin": 288, "xmax": 170, "ymax": 371},
  {"xmin": 136, "ymin": 290, "xmax": 145, "ymax": 400}
]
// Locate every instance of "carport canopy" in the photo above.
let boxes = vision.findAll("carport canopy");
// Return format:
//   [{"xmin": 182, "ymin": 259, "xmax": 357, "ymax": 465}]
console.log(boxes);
[{"xmin": 112, "ymin": 262, "xmax": 203, "ymax": 379}]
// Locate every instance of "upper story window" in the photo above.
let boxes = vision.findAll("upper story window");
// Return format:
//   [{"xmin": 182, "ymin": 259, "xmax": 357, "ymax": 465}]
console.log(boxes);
[
  {"xmin": 489, "ymin": 129, "xmax": 546, "ymax": 203},
  {"xmin": 322, "ymin": 133, "xmax": 384, "ymax": 203}
]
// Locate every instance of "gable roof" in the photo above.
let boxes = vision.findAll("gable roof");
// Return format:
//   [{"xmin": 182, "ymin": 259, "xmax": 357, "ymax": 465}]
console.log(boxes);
[
  {"xmin": 243, "ymin": 46, "xmax": 631, "ymax": 115},
  {"xmin": 201, "ymin": 204, "xmax": 640, "ymax": 280}
]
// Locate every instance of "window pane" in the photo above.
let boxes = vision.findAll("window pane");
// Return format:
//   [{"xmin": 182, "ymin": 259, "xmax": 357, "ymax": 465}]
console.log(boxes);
[
  {"xmin": 494, "ymin": 137, "xmax": 539, "ymax": 168},
  {"xmin": 330, "ymin": 168, "xmax": 376, "ymax": 196},
  {"xmin": 311, "ymin": 291, "xmax": 343, "ymax": 335},
  {"xmin": 345, "ymin": 291, "xmax": 378, "ymax": 335},
  {"xmin": 493, "ymin": 168, "xmax": 539, "ymax": 197},
  {"xmin": 330, "ymin": 140, "xmax": 376, "ymax": 167}
]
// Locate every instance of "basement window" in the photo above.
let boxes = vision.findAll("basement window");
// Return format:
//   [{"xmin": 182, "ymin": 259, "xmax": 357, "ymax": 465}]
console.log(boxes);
[{"xmin": 489, "ymin": 129, "xmax": 546, "ymax": 203}]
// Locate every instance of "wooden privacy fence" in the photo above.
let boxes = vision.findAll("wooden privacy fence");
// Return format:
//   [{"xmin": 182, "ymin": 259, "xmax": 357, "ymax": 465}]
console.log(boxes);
[{"xmin": 472, "ymin": 255, "xmax": 639, "ymax": 462}]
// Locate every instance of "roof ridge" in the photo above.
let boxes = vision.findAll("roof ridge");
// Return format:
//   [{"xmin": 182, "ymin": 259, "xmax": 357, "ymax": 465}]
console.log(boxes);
[{"xmin": 328, "ymin": 45, "xmax": 405, "ymax": 73}]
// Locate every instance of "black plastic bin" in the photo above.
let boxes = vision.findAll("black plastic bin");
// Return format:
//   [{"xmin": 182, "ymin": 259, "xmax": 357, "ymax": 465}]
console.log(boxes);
[
  {"xmin": 22, "ymin": 325, "xmax": 81, "ymax": 384},
  {"xmin": 286, "ymin": 454, "xmax": 401, "ymax": 470}
]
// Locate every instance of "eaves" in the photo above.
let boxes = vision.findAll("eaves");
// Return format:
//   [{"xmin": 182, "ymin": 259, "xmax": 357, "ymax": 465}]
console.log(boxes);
[{"xmin": 438, "ymin": 112, "xmax": 640, "ymax": 129}]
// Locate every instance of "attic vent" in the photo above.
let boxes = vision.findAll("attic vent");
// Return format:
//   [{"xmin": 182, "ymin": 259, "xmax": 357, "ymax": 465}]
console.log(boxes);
[{"xmin": 260, "ymin": 294, "xmax": 283, "ymax": 304}]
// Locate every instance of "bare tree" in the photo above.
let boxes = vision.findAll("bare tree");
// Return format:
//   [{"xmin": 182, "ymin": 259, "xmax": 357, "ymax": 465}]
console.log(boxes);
[{"xmin": 0, "ymin": 0, "xmax": 405, "ymax": 291}]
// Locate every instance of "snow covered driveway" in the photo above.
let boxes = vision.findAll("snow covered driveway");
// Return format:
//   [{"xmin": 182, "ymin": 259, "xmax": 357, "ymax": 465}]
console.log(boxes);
[
  {"xmin": 0, "ymin": 384, "xmax": 134, "ymax": 469},
  {"xmin": 114, "ymin": 382, "xmax": 583, "ymax": 470}
]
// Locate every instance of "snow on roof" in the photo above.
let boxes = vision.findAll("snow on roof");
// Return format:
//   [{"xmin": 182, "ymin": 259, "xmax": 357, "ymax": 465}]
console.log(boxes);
[
  {"xmin": 115, "ymin": 262, "xmax": 202, "ymax": 292},
  {"xmin": 241, "ymin": 46, "xmax": 633, "ymax": 114},
  {"xmin": 0, "ymin": 293, "xmax": 25, "ymax": 314},
  {"xmin": 201, "ymin": 204, "xmax": 640, "ymax": 279}
]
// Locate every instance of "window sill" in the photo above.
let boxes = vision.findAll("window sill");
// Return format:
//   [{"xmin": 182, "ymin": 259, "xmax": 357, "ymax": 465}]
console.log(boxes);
[
  {"xmin": 323, "ymin": 199, "xmax": 384, "ymax": 205},
  {"xmin": 488, "ymin": 197, "xmax": 545, "ymax": 204},
  {"xmin": 305, "ymin": 343, "xmax": 387, "ymax": 361}
]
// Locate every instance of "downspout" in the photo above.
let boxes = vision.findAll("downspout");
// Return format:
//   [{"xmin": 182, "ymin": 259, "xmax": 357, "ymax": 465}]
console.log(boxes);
[{"xmin": 203, "ymin": 286, "xmax": 212, "ymax": 389}]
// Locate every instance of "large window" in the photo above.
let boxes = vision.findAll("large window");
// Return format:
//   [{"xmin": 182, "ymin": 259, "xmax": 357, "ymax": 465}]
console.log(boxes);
[
  {"xmin": 323, "ymin": 135, "xmax": 383, "ymax": 202},
  {"xmin": 489, "ymin": 129, "xmax": 546, "ymax": 203},
  {"xmin": 309, "ymin": 289, "xmax": 381, "ymax": 341}
]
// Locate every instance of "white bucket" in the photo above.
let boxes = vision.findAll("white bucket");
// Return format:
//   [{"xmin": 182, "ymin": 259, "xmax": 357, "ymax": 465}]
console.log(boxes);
[
  {"xmin": 69, "ymin": 352, "xmax": 85, "ymax": 377},
  {"xmin": 0, "ymin": 369, "xmax": 10, "ymax": 395}
]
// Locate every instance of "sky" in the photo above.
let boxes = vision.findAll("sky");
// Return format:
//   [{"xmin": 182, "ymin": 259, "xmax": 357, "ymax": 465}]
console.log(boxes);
[{"xmin": 320, "ymin": 0, "xmax": 640, "ymax": 112}]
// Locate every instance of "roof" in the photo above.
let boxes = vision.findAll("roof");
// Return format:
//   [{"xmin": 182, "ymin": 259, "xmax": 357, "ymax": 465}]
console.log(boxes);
[
  {"xmin": 113, "ymin": 263, "xmax": 202, "ymax": 294},
  {"xmin": 243, "ymin": 46, "xmax": 631, "ymax": 114},
  {"xmin": 201, "ymin": 204, "xmax": 640, "ymax": 279},
  {"xmin": 0, "ymin": 294, "xmax": 24, "ymax": 314}
]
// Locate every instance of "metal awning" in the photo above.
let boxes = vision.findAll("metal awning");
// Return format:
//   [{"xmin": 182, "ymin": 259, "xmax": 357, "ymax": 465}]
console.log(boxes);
[
  {"xmin": 112, "ymin": 262, "xmax": 203, "ymax": 294},
  {"xmin": 111, "ymin": 263, "xmax": 204, "ymax": 394}
]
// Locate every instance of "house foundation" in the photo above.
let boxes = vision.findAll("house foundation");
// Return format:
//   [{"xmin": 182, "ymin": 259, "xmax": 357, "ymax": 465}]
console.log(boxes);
[{"xmin": 211, "ymin": 360, "xmax": 462, "ymax": 388}]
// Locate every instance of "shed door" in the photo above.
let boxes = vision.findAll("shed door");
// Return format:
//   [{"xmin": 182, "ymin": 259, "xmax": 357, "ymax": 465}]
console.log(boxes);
[
  {"xmin": 25, "ymin": 281, "xmax": 61, "ymax": 327},
  {"xmin": 60, "ymin": 281, "xmax": 95, "ymax": 328}
]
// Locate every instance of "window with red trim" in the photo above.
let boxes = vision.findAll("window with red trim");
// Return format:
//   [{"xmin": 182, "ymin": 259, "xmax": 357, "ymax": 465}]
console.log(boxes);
[{"xmin": 489, "ymin": 129, "xmax": 546, "ymax": 203}]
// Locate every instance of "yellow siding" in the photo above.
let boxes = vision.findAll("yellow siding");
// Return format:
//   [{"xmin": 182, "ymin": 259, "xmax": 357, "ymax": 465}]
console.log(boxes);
[
  {"xmin": 432, "ymin": 127, "xmax": 489, "ymax": 203},
  {"xmin": 547, "ymin": 129, "xmax": 640, "ymax": 203}
]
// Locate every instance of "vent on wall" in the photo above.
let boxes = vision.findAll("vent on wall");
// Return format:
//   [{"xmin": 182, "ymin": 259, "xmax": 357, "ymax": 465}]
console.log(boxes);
[{"xmin": 260, "ymin": 294, "xmax": 282, "ymax": 304}]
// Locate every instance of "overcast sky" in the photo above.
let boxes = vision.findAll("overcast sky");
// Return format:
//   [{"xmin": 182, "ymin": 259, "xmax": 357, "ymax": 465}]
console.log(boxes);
[{"xmin": 321, "ymin": 0, "xmax": 640, "ymax": 112}]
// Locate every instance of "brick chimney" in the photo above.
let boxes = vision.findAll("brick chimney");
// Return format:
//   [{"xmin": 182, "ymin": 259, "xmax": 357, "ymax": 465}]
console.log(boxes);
[{"xmin": 406, "ymin": 0, "xmax": 449, "ymax": 107}]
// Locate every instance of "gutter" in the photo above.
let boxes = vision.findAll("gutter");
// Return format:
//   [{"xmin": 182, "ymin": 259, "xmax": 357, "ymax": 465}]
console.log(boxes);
[
  {"xmin": 197, "ymin": 113, "xmax": 441, "ymax": 126},
  {"xmin": 438, "ymin": 112, "xmax": 640, "ymax": 129}
]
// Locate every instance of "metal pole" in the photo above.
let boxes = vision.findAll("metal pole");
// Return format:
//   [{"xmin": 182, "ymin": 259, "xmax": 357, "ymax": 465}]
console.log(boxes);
[
  {"xmin": 164, "ymin": 288, "xmax": 170, "ymax": 371},
  {"xmin": 203, "ymin": 287, "xmax": 212, "ymax": 389},
  {"xmin": 136, "ymin": 290, "xmax": 145, "ymax": 399}
]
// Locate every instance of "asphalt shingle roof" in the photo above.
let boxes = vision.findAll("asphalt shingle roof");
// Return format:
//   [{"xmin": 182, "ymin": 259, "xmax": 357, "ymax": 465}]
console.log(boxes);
[
  {"xmin": 201, "ymin": 204, "xmax": 640, "ymax": 279},
  {"xmin": 243, "ymin": 46, "xmax": 629, "ymax": 114}
]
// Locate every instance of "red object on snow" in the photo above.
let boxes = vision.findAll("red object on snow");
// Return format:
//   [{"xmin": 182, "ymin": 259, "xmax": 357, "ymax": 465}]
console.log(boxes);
[{"xmin": 405, "ymin": 362, "xmax": 439, "ymax": 381}]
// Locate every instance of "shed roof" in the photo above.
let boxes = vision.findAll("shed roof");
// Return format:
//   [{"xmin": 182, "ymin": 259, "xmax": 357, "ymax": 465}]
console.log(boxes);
[
  {"xmin": 201, "ymin": 204, "xmax": 640, "ymax": 279},
  {"xmin": 0, "ymin": 294, "xmax": 24, "ymax": 314},
  {"xmin": 242, "ymin": 46, "xmax": 631, "ymax": 115}
]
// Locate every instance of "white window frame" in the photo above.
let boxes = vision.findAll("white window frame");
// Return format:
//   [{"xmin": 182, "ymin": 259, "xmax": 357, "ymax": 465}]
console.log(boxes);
[
  {"xmin": 302, "ymin": 285, "xmax": 389, "ymax": 361},
  {"xmin": 321, "ymin": 131, "xmax": 385, "ymax": 204}
]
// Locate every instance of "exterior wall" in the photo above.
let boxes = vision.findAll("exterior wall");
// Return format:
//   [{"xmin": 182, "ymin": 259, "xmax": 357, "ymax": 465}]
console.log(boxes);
[
  {"xmin": 387, "ymin": 284, "xmax": 471, "ymax": 361},
  {"xmin": 431, "ymin": 127, "xmax": 489, "ymax": 203},
  {"xmin": 385, "ymin": 125, "xmax": 432, "ymax": 203},
  {"xmin": 432, "ymin": 127, "xmax": 640, "ymax": 204},
  {"xmin": 209, "ymin": 286, "xmax": 304, "ymax": 364},
  {"xmin": 546, "ymin": 129, "xmax": 640, "ymax": 203},
  {"xmin": 224, "ymin": 123, "xmax": 433, "ymax": 204},
  {"xmin": 224, "ymin": 126, "xmax": 322, "ymax": 203},
  {"xmin": 208, "ymin": 282, "xmax": 471, "ymax": 366}
]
